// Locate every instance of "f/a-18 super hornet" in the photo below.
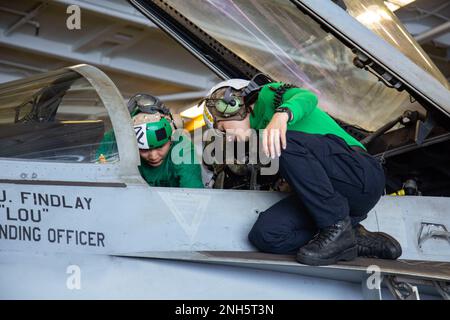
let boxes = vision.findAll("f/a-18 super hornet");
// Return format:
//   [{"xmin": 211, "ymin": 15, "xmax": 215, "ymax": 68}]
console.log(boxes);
[{"xmin": 0, "ymin": 0, "xmax": 449, "ymax": 299}]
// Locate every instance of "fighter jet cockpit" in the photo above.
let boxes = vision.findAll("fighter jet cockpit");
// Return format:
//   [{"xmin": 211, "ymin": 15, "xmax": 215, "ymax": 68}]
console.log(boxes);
[
  {"xmin": 1, "ymin": 0, "xmax": 449, "ymax": 197},
  {"xmin": 147, "ymin": 0, "xmax": 450, "ymax": 196},
  {"xmin": 1, "ymin": 0, "xmax": 450, "ymax": 300},
  {"xmin": 0, "ymin": 68, "xmax": 119, "ymax": 164}
]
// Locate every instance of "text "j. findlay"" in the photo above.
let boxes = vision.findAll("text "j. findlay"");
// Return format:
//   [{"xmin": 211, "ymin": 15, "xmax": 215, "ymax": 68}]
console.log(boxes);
[{"xmin": 20, "ymin": 192, "xmax": 92, "ymax": 210}]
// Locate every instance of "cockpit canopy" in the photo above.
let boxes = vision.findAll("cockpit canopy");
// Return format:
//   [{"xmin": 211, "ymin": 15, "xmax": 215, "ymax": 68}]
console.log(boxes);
[
  {"xmin": 132, "ymin": 0, "xmax": 449, "ymax": 132},
  {"xmin": 0, "ymin": 66, "xmax": 119, "ymax": 164}
]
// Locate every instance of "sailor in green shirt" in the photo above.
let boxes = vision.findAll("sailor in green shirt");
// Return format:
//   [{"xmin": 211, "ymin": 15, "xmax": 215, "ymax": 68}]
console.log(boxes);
[
  {"xmin": 203, "ymin": 75, "xmax": 401, "ymax": 266},
  {"xmin": 97, "ymin": 94, "xmax": 203, "ymax": 189}
]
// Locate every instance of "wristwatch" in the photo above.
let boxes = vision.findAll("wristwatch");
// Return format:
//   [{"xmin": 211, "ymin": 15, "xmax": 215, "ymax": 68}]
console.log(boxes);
[{"xmin": 274, "ymin": 107, "xmax": 293, "ymax": 122}]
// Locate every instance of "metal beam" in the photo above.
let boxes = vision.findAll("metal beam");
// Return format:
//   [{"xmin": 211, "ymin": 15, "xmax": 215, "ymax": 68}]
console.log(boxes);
[
  {"xmin": 0, "ymin": 31, "xmax": 214, "ymax": 90},
  {"xmin": 0, "ymin": 6, "xmax": 40, "ymax": 31},
  {"xmin": 400, "ymin": 3, "xmax": 450, "ymax": 23},
  {"xmin": 0, "ymin": 73, "xmax": 21, "ymax": 83},
  {"xmin": 58, "ymin": 105, "xmax": 107, "ymax": 116},
  {"xmin": 53, "ymin": 0, "xmax": 157, "ymax": 29},
  {"xmin": 71, "ymin": 22, "xmax": 149, "ymax": 57},
  {"xmin": 71, "ymin": 24, "xmax": 121, "ymax": 51},
  {"xmin": 104, "ymin": 32, "xmax": 148, "ymax": 57},
  {"xmin": 158, "ymin": 90, "xmax": 209, "ymax": 102},
  {"xmin": 0, "ymin": 59, "xmax": 47, "ymax": 73},
  {"xmin": 3, "ymin": 2, "xmax": 49, "ymax": 36},
  {"xmin": 429, "ymin": 54, "xmax": 450, "ymax": 63},
  {"xmin": 59, "ymin": 0, "xmax": 337, "ymax": 71},
  {"xmin": 416, "ymin": 21, "xmax": 450, "ymax": 44},
  {"xmin": 0, "ymin": 59, "xmax": 48, "ymax": 79}
]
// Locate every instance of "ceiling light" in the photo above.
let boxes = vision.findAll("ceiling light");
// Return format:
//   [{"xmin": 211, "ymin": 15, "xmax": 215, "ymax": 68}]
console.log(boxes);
[
  {"xmin": 384, "ymin": 2, "xmax": 400, "ymax": 11},
  {"xmin": 384, "ymin": 0, "xmax": 415, "ymax": 12},
  {"xmin": 180, "ymin": 104, "xmax": 204, "ymax": 119},
  {"xmin": 357, "ymin": 5, "xmax": 392, "ymax": 25},
  {"xmin": 389, "ymin": 0, "xmax": 415, "ymax": 6}
]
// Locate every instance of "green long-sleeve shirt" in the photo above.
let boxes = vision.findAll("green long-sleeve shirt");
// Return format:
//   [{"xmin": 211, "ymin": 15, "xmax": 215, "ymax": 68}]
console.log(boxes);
[
  {"xmin": 138, "ymin": 136, "xmax": 204, "ymax": 188},
  {"xmin": 250, "ymin": 83, "xmax": 366, "ymax": 150},
  {"xmin": 95, "ymin": 131, "xmax": 204, "ymax": 188}
]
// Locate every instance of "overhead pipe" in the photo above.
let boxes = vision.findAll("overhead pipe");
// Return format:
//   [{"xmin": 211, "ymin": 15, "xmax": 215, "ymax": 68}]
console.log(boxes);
[{"xmin": 416, "ymin": 21, "xmax": 450, "ymax": 44}]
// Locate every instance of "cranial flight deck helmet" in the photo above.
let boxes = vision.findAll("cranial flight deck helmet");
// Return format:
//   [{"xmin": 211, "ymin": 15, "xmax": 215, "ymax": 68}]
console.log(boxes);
[
  {"xmin": 127, "ymin": 93, "xmax": 175, "ymax": 150},
  {"xmin": 203, "ymin": 73, "xmax": 273, "ymax": 129}
]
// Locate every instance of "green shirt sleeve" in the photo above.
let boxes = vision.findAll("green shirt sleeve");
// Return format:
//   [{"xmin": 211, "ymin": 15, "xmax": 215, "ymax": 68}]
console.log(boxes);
[
  {"xmin": 95, "ymin": 130, "xmax": 118, "ymax": 162},
  {"xmin": 281, "ymin": 89, "xmax": 318, "ymax": 124},
  {"xmin": 176, "ymin": 163, "xmax": 204, "ymax": 188},
  {"xmin": 172, "ymin": 135, "xmax": 204, "ymax": 189}
]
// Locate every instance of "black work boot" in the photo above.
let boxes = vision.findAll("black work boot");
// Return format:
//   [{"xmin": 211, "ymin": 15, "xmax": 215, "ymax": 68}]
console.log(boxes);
[
  {"xmin": 296, "ymin": 216, "xmax": 357, "ymax": 266},
  {"xmin": 355, "ymin": 224, "xmax": 402, "ymax": 260}
]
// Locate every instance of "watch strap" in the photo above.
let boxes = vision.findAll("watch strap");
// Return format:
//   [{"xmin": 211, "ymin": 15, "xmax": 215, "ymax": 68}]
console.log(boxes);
[{"xmin": 275, "ymin": 107, "xmax": 293, "ymax": 122}]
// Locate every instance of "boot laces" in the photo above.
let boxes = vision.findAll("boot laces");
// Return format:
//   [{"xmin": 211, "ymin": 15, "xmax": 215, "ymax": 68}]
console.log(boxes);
[{"xmin": 313, "ymin": 224, "xmax": 341, "ymax": 248}]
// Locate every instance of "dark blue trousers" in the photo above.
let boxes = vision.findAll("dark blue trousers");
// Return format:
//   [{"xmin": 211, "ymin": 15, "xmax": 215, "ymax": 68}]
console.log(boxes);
[{"xmin": 249, "ymin": 131, "xmax": 385, "ymax": 254}]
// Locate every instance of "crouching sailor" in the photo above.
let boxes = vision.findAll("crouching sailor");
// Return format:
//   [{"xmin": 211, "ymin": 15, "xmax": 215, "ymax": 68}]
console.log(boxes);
[{"xmin": 203, "ymin": 75, "xmax": 402, "ymax": 266}]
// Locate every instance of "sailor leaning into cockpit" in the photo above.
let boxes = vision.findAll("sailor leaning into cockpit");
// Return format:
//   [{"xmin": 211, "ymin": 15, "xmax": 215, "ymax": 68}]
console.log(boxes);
[
  {"xmin": 96, "ymin": 93, "xmax": 204, "ymax": 188},
  {"xmin": 202, "ymin": 74, "xmax": 402, "ymax": 266}
]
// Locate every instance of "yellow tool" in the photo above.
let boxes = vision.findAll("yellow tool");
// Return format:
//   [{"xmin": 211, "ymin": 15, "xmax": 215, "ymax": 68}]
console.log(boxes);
[
  {"xmin": 389, "ymin": 189, "xmax": 406, "ymax": 196},
  {"xmin": 98, "ymin": 154, "xmax": 107, "ymax": 164}
]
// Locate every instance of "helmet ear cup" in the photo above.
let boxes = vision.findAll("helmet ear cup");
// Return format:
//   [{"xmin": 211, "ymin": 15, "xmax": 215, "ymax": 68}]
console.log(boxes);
[
  {"xmin": 215, "ymin": 97, "xmax": 241, "ymax": 115},
  {"xmin": 215, "ymin": 86, "xmax": 243, "ymax": 117}
]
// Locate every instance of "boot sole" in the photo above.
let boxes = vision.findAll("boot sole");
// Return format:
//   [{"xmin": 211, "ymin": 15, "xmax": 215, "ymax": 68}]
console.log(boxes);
[{"xmin": 296, "ymin": 246, "xmax": 358, "ymax": 266}]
